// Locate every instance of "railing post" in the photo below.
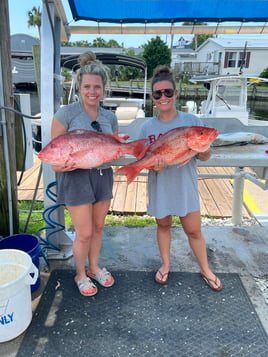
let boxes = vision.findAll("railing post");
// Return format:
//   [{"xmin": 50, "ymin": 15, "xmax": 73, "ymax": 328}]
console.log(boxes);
[{"xmin": 232, "ymin": 167, "xmax": 245, "ymax": 225}]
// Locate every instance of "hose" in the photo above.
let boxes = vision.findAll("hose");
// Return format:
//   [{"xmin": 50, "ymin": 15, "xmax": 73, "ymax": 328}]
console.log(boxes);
[{"xmin": 35, "ymin": 181, "xmax": 66, "ymax": 266}]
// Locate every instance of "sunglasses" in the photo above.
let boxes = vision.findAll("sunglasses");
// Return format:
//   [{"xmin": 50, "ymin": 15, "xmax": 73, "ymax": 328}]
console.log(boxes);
[
  {"xmin": 152, "ymin": 88, "xmax": 175, "ymax": 100},
  {"xmin": 91, "ymin": 121, "xmax": 102, "ymax": 132}
]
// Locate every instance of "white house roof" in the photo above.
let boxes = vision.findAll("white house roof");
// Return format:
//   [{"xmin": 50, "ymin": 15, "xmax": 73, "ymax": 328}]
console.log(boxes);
[{"xmin": 197, "ymin": 38, "xmax": 268, "ymax": 51}]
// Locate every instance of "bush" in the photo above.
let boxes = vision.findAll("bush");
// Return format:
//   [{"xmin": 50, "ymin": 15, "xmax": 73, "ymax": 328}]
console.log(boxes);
[{"xmin": 260, "ymin": 67, "xmax": 268, "ymax": 79}]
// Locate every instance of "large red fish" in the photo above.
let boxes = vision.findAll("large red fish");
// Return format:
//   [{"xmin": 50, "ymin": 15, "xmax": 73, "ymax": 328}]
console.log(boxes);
[
  {"xmin": 116, "ymin": 126, "xmax": 218, "ymax": 184},
  {"xmin": 38, "ymin": 129, "xmax": 147, "ymax": 169}
]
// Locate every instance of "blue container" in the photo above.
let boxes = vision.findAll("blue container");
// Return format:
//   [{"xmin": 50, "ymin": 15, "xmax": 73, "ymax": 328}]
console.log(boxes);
[{"xmin": 0, "ymin": 234, "xmax": 41, "ymax": 293}]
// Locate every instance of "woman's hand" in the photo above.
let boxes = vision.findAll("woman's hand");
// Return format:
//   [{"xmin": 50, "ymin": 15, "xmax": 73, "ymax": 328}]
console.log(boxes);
[
  {"xmin": 196, "ymin": 148, "xmax": 212, "ymax": 162},
  {"xmin": 51, "ymin": 163, "xmax": 76, "ymax": 172},
  {"xmin": 153, "ymin": 157, "xmax": 166, "ymax": 172}
]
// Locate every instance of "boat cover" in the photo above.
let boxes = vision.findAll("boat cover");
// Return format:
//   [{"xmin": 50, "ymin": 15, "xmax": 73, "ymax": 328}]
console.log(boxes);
[{"xmin": 68, "ymin": 0, "xmax": 268, "ymax": 23}]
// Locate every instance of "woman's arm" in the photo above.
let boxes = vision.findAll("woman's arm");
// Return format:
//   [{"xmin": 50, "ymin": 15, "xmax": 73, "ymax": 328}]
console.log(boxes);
[
  {"xmin": 196, "ymin": 148, "xmax": 212, "ymax": 161},
  {"xmin": 50, "ymin": 118, "xmax": 75, "ymax": 172},
  {"xmin": 51, "ymin": 117, "xmax": 67, "ymax": 139}
]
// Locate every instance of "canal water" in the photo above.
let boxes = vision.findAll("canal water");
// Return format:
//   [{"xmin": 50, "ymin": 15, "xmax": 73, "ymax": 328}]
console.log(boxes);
[
  {"xmin": 146, "ymin": 98, "xmax": 268, "ymax": 122},
  {"xmin": 26, "ymin": 90, "xmax": 268, "ymax": 122},
  {"xmin": 248, "ymin": 100, "xmax": 268, "ymax": 121}
]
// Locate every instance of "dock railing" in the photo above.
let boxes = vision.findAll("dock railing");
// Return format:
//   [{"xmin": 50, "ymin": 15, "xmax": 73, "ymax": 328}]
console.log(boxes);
[{"xmin": 117, "ymin": 117, "xmax": 268, "ymax": 225}]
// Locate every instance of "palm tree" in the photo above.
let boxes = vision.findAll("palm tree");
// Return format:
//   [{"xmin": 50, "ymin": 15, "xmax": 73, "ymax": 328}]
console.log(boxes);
[{"xmin": 27, "ymin": 6, "xmax": 41, "ymax": 39}]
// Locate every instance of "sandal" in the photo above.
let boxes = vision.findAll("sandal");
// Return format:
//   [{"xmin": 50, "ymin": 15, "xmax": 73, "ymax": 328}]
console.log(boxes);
[
  {"xmin": 154, "ymin": 270, "xmax": 169, "ymax": 285},
  {"xmin": 75, "ymin": 277, "xmax": 98, "ymax": 296},
  {"xmin": 88, "ymin": 268, "xmax": 115, "ymax": 288},
  {"xmin": 200, "ymin": 272, "xmax": 222, "ymax": 292}
]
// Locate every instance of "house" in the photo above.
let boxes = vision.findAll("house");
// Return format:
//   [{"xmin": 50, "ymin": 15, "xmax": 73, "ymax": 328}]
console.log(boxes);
[
  {"xmin": 195, "ymin": 37, "xmax": 268, "ymax": 76},
  {"xmin": 11, "ymin": 34, "xmax": 40, "ymax": 85}
]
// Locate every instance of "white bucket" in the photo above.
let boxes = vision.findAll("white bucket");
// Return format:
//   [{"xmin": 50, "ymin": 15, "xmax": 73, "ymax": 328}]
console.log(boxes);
[{"xmin": 0, "ymin": 249, "xmax": 38, "ymax": 343}]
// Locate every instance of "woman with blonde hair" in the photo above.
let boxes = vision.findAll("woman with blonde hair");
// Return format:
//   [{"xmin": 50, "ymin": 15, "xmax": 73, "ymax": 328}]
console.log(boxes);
[{"xmin": 51, "ymin": 52, "xmax": 117, "ymax": 296}]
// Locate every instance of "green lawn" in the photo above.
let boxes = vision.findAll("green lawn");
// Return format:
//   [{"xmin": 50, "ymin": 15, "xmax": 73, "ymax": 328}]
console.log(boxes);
[{"xmin": 18, "ymin": 200, "xmax": 182, "ymax": 236}]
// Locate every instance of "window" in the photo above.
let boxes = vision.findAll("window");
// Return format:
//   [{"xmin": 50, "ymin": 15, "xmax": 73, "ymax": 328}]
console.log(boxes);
[
  {"xmin": 227, "ymin": 52, "xmax": 236, "ymax": 67},
  {"xmin": 224, "ymin": 51, "xmax": 251, "ymax": 68}
]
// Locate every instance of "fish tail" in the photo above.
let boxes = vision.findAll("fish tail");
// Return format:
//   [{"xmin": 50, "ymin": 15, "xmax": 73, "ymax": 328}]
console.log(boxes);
[
  {"xmin": 125, "ymin": 139, "xmax": 147, "ymax": 158},
  {"xmin": 116, "ymin": 163, "xmax": 141, "ymax": 184}
]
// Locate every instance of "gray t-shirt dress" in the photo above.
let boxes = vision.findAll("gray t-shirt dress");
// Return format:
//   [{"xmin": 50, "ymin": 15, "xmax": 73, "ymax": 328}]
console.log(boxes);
[
  {"xmin": 139, "ymin": 111, "xmax": 204, "ymax": 219},
  {"xmin": 54, "ymin": 101, "xmax": 118, "ymax": 206}
]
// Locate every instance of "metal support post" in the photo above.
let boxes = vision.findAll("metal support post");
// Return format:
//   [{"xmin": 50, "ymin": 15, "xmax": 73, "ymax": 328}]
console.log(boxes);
[{"xmin": 232, "ymin": 167, "xmax": 245, "ymax": 225}]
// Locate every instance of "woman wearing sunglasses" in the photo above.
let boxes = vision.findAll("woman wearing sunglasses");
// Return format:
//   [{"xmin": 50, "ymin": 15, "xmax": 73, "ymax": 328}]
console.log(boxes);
[
  {"xmin": 50, "ymin": 52, "xmax": 117, "ymax": 296},
  {"xmin": 139, "ymin": 65, "xmax": 222, "ymax": 292}
]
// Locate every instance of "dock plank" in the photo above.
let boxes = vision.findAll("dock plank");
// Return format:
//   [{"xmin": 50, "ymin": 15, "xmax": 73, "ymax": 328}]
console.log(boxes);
[
  {"xmin": 198, "ymin": 167, "xmax": 233, "ymax": 217},
  {"xmin": 135, "ymin": 175, "xmax": 148, "ymax": 213},
  {"xmin": 111, "ymin": 175, "xmax": 128, "ymax": 213},
  {"xmin": 124, "ymin": 179, "xmax": 138, "ymax": 213},
  {"xmin": 17, "ymin": 159, "xmax": 252, "ymax": 218}
]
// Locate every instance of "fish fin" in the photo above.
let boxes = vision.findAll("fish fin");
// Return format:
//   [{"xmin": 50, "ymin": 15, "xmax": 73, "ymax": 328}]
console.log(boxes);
[
  {"xmin": 118, "ymin": 133, "xmax": 130, "ymax": 142},
  {"xmin": 126, "ymin": 139, "xmax": 148, "ymax": 158},
  {"xmin": 136, "ymin": 141, "xmax": 154, "ymax": 159},
  {"xmin": 116, "ymin": 164, "xmax": 141, "ymax": 184},
  {"xmin": 101, "ymin": 132, "xmax": 130, "ymax": 143}
]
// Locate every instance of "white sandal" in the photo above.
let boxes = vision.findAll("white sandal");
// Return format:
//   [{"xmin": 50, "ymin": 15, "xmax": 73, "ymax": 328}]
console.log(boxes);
[
  {"xmin": 88, "ymin": 268, "xmax": 115, "ymax": 287},
  {"xmin": 75, "ymin": 277, "xmax": 98, "ymax": 296}
]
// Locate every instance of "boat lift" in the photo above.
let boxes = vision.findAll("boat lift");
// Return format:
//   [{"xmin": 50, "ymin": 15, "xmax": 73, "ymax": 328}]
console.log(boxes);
[{"xmin": 37, "ymin": 0, "xmax": 268, "ymax": 259}]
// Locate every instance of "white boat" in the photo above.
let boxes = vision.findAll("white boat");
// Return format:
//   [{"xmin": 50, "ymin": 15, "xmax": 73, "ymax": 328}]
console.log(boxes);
[{"xmin": 189, "ymin": 74, "xmax": 268, "ymax": 126}]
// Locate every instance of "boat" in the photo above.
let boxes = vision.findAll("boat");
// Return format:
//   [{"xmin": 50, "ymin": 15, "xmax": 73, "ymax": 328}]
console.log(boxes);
[{"xmin": 189, "ymin": 74, "xmax": 268, "ymax": 126}]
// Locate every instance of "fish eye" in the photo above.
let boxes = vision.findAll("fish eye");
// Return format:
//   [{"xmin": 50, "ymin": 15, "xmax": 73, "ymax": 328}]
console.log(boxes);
[{"xmin": 50, "ymin": 143, "xmax": 55, "ymax": 148}]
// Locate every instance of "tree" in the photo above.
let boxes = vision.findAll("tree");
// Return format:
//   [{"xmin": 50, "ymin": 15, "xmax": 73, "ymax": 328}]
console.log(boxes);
[
  {"xmin": 72, "ymin": 40, "xmax": 91, "ymax": 47},
  {"xmin": 27, "ymin": 6, "xmax": 41, "ymax": 39},
  {"xmin": 91, "ymin": 37, "xmax": 121, "ymax": 48},
  {"xmin": 182, "ymin": 22, "xmax": 214, "ymax": 50},
  {"xmin": 142, "ymin": 36, "xmax": 171, "ymax": 78},
  {"xmin": 260, "ymin": 67, "xmax": 268, "ymax": 79},
  {"xmin": 106, "ymin": 39, "xmax": 122, "ymax": 48},
  {"xmin": 190, "ymin": 34, "xmax": 214, "ymax": 50},
  {"xmin": 61, "ymin": 41, "xmax": 74, "ymax": 47},
  {"xmin": 112, "ymin": 48, "xmax": 143, "ymax": 81},
  {"xmin": 92, "ymin": 37, "xmax": 108, "ymax": 47}
]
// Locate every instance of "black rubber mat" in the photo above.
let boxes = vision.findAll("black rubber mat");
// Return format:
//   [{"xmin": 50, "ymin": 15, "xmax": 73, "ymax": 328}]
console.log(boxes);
[{"xmin": 17, "ymin": 270, "xmax": 268, "ymax": 357}]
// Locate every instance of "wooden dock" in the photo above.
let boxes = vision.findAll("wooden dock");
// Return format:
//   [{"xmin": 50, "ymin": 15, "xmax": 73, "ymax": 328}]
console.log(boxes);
[{"xmin": 17, "ymin": 158, "xmax": 251, "ymax": 218}]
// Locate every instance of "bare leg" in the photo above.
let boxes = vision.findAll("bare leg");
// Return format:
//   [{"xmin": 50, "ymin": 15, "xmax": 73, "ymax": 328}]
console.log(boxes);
[
  {"xmin": 67, "ymin": 203, "xmax": 97, "ymax": 295},
  {"xmin": 180, "ymin": 211, "xmax": 222, "ymax": 290},
  {"xmin": 87, "ymin": 200, "xmax": 114, "ymax": 287},
  {"xmin": 88, "ymin": 200, "xmax": 110, "ymax": 274},
  {"xmin": 155, "ymin": 215, "xmax": 172, "ymax": 283}
]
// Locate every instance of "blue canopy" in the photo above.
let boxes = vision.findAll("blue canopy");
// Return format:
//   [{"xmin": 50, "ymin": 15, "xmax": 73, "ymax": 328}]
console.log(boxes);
[{"xmin": 68, "ymin": 0, "xmax": 268, "ymax": 23}]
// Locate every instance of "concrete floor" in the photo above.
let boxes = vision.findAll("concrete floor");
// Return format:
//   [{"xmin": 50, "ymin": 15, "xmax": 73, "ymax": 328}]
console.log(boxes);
[{"xmin": 1, "ymin": 224, "xmax": 268, "ymax": 355}]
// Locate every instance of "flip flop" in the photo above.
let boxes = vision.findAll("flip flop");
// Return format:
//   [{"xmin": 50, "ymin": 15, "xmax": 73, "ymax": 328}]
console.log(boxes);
[
  {"xmin": 75, "ymin": 277, "xmax": 98, "ymax": 296},
  {"xmin": 200, "ymin": 272, "xmax": 222, "ymax": 292},
  {"xmin": 154, "ymin": 270, "xmax": 169, "ymax": 284},
  {"xmin": 88, "ymin": 268, "xmax": 115, "ymax": 288}
]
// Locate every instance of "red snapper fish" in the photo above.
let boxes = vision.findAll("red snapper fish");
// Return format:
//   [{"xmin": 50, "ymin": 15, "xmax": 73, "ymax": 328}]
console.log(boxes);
[
  {"xmin": 116, "ymin": 126, "xmax": 218, "ymax": 184},
  {"xmin": 38, "ymin": 129, "xmax": 147, "ymax": 169}
]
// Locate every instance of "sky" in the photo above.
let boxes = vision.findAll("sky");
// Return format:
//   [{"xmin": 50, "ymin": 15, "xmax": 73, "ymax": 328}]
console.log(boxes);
[{"xmin": 8, "ymin": 0, "xmax": 268, "ymax": 48}]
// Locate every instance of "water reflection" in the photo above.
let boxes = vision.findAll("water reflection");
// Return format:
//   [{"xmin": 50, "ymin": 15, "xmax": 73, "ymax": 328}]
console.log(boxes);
[
  {"xmin": 176, "ymin": 99, "xmax": 268, "ymax": 122},
  {"xmin": 248, "ymin": 100, "xmax": 268, "ymax": 121}
]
